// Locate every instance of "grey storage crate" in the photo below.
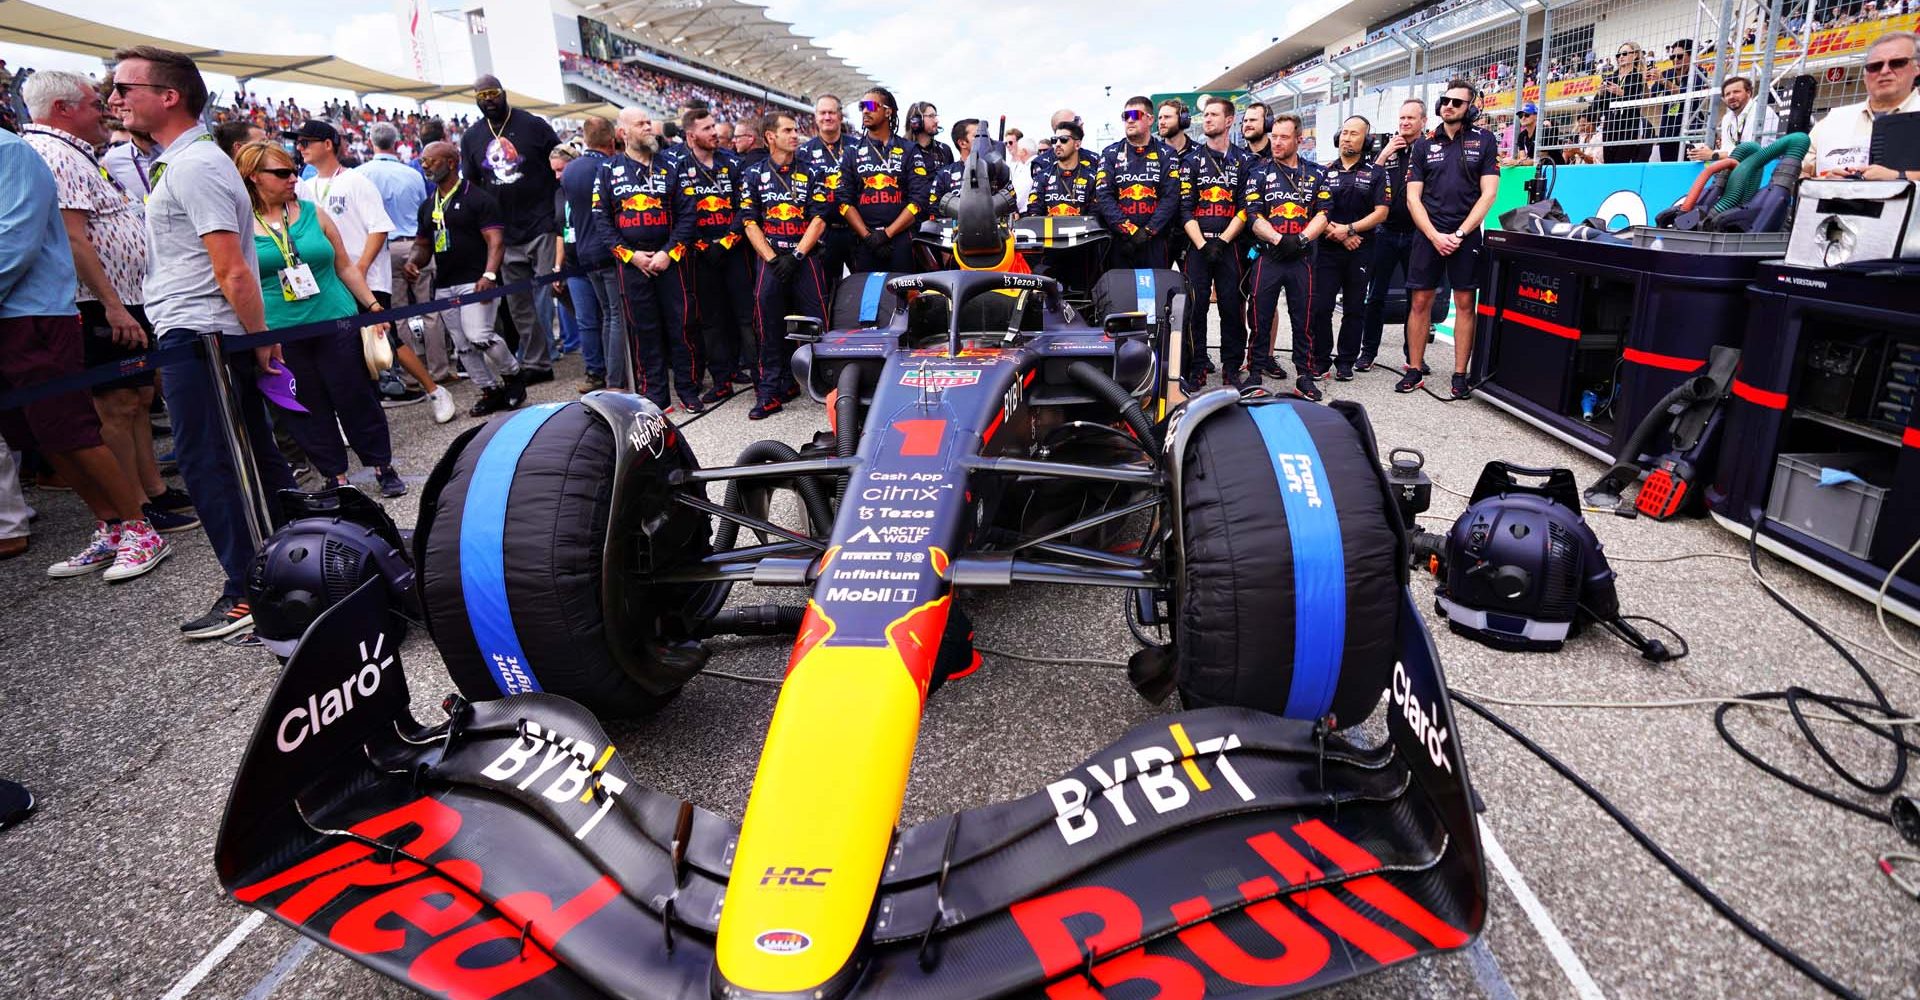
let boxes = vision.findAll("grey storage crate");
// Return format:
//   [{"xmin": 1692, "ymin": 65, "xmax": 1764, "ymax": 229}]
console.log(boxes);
[
  {"xmin": 1764, "ymin": 452, "xmax": 1889, "ymax": 558},
  {"xmin": 1630, "ymin": 227, "xmax": 1790, "ymax": 256}
]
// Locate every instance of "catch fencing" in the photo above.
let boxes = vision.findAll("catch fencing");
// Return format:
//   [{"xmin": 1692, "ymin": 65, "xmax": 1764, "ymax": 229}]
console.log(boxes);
[{"xmin": 1238, "ymin": 0, "xmax": 1918, "ymax": 162}]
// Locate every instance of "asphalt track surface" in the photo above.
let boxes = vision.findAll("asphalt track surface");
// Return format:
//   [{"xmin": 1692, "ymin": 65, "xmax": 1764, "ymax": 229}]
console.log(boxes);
[{"xmin": 2, "ymin": 317, "xmax": 1918, "ymax": 1000}]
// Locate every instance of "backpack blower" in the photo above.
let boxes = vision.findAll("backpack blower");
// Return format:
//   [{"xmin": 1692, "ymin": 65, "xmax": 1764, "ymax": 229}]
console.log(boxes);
[
  {"xmin": 1584, "ymin": 345, "xmax": 1741, "ymax": 519},
  {"xmin": 1407, "ymin": 461, "xmax": 1673, "ymax": 660}
]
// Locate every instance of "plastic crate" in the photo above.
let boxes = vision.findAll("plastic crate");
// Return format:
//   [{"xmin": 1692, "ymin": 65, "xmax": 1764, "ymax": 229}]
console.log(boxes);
[
  {"xmin": 1629, "ymin": 227, "xmax": 1790, "ymax": 255},
  {"xmin": 1764, "ymin": 452, "xmax": 1890, "ymax": 558}
]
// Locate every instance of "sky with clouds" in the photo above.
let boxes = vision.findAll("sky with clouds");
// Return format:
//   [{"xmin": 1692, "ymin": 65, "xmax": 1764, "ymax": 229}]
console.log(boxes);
[{"xmin": 2, "ymin": 0, "xmax": 1338, "ymax": 144}]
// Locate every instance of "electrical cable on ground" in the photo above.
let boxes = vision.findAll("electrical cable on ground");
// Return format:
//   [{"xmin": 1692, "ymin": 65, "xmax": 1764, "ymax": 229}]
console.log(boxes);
[{"xmin": 1452, "ymin": 691, "xmax": 1864, "ymax": 1000}]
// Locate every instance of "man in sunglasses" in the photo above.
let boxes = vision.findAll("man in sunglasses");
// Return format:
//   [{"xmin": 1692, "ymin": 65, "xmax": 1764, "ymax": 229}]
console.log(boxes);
[
  {"xmin": 110, "ymin": 45, "xmax": 299, "ymax": 638},
  {"xmin": 835, "ymin": 88, "xmax": 929, "ymax": 273},
  {"xmin": 1094, "ymin": 96, "xmax": 1182, "ymax": 270},
  {"xmin": 1177, "ymin": 96, "xmax": 1253, "ymax": 390},
  {"xmin": 1400, "ymin": 80, "xmax": 1500, "ymax": 400},
  {"xmin": 1028, "ymin": 109, "xmax": 1081, "ymax": 183},
  {"xmin": 458, "ymin": 74, "xmax": 561, "ymax": 385},
  {"xmin": 1805, "ymin": 31, "xmax": 1920, "ymax": 180}
]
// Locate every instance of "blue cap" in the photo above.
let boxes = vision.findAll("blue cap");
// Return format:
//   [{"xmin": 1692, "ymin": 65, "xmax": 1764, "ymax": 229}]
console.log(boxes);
[{"xmin": 1520, "ymin": 102, "xmax": 1539, "ymax": 115}]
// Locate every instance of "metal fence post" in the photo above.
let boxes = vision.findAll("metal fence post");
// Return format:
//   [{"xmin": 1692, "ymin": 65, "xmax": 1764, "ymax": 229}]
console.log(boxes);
[
  {"xmin": 1756, "ymin": 0, "xmax": 1786, "ymax": 138},
  {"xmin": 198, "ymin": 331, "xmax": 272, "ymax": 550}
]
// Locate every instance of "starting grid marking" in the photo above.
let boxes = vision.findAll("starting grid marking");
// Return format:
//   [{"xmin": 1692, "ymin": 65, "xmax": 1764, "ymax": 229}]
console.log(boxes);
[{"xmin": 1481, "ymin": 817, "xmax": 1609, "ymax": 1000}]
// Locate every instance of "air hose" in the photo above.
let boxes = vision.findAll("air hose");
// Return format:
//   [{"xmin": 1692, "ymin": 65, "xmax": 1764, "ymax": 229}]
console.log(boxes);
[
  {"xmin": 1711, "ymin": 134, "xmax": 1811, "ymax": 214},
  {"xmin": 713, "ymin": 439, "xmax": 836, "ymax": 553},
  {"xmin": 1067, "ymin": 361, "xmax": 1160, "ymax": 452},
  {"xmin": 833, "ymin": 362, "xmax": 863, "ymax": 505},
  {"xmin": 1585, "ymin": 373, "xmax": 1720, "ymax": 505}
]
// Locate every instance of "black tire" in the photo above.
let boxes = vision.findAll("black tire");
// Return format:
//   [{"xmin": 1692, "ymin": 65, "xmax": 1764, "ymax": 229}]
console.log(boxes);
[
  {"xmin": 1173, "ymin": 398, "xmax": 1405, "ymax": 728},
  {"xmin": 830, "ymin": 271, "xmax": 904, "ymax": 330},
  {"xmin": 416, "ymin": 402, "xmax": 708, "ymax": 717}
]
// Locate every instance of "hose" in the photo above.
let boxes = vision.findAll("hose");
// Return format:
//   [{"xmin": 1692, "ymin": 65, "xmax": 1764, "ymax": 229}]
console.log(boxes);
[
  {"xmin": 713, "ymin": 440, "xmax": 836, "ymax": 553},
  {"xmin": 834, "ymin": 362, "xmax": 863, "ymax": 506},
  {"xmin": 1066, "ymin": 360, "xmax": 1160, "ymax": 452},
  {"xmin": 1587, "ymin": 374, "xmax": 1717, "ymax": 501},
  {"xmin": 1679, "ymin": 157, "xmax": 1739, "ymax": 213},
  {"xmin": 1711, "ymin": 134, "xmax": 1810, "ymax": 215}
]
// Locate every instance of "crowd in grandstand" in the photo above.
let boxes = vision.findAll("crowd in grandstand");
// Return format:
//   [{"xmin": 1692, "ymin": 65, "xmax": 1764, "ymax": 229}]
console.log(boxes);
[{"xmin": 562, "ymin": 53, "xmax": 813, "ymax": 136}]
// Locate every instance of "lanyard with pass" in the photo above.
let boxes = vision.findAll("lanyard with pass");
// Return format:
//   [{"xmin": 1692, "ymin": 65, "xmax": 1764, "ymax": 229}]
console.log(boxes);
[
  {"xmin": 432, "ymin": 181, "xmax": 460, "ymax": 253},
  {"xmin": 259, "ymin": 204, "xmax": 321, "ymax": 301}
]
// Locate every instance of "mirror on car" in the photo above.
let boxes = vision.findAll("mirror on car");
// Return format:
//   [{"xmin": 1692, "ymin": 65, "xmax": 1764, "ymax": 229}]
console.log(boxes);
[
  {"xmin": 1103, "ymin": 310, "xmax": 1150, "ymax": 341},
  {"xmin": 785, "ymin": 315, "xmax": 824, "ymax": 343}
]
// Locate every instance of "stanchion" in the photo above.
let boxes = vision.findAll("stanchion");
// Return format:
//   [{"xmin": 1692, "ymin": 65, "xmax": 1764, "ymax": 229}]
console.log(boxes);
[{"xmin": 198, "ymin": 331, "xmax": 273, "ymax": 549}]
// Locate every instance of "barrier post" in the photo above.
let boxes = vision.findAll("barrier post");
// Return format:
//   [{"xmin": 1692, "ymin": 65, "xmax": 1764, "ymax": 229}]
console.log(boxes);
[
  {"xmin": 198, "ymin": 331, "xmax": 272, "ymax": 550},
  {"xmin": 1755, "ymin": 0, "xmax": 1785, "ymax": 138}
]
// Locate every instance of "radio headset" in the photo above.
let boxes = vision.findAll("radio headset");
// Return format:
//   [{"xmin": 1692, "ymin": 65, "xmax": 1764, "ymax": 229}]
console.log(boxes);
[
  {"xmin": 1171, "ymin": 103, "xmax": 1191, "ymax": 132},
  {"xmin": 906, "ymin": 102, "xmax": 928, "ymax": 136}
]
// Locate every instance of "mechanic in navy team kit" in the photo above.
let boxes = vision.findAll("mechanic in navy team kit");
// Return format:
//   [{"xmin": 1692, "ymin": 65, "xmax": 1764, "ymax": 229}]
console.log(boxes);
[
  {"xmin": 904, "ymin": 101, "xmax": 955, "ymax": 170},
  {"xmin": 1400, "ymin": 79, "xmax": 1501, "ymax": 399},
  {"xmin": 1360, "ymin": 98, "xmax": 1429, "ymax": 373},
  {"xmin": 1093, "ymin": 96, "xmax": 1182, "ymax": 270},
  {"xmin": 1241, "ymin": 112, "xmax": 1328, "ymax": 397},
  {"xmin": 1177, "ymin": 96, "xmax": 1253, "ymax": 391},
  {"xmin": 837, "ymin": 87, "xmax": 930, "ymax": 273},
  {"xmin": 739, "ymin": 111, "xmax": 829, "ymax": 420},
  {"xmin": 1021, "ymin": 120, "xmax": 1099, "ymax": 292},
  {"xmin": 1313, "ymin": 115, "xmax": 1390, "ymax": 383},
  {"xmin": 799, "ymin": 94, "xmax": 852, "ymax": 288},
  {"xmin": 670, "ymin": 107, "xmax": 754, "ymax": 404},
  {"xmin": 596, "ymin": 106, "xmax": 704, "ymax": 414}
]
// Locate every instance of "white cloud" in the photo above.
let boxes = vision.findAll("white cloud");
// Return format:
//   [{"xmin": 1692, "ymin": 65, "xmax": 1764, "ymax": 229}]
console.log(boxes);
[{"xmin": 755, "ymin": 0, "xmax": 1333, "ymax": 149}]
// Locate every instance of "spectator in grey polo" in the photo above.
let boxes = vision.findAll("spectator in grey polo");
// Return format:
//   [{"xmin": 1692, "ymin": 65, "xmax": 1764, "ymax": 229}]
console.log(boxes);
[{"xmin": 109, "ymin": 44, "xmax": 297, "ymax": 640}]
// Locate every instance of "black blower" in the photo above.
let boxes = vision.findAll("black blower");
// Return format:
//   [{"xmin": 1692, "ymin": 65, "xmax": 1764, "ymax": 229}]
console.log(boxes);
[
  {"xmin": 1410, "ymin": 462, "xmax": 1670, "ymax": 659},
  {"xmin": 246, "ymin": 486, "xmax": 420, "ymax": 659}
]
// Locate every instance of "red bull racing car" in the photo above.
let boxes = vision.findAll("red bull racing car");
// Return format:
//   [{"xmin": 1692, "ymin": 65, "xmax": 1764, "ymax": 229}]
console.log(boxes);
[{"xmin": 215, "ymin": 156, "xmax": 1487, "ymax": 999}]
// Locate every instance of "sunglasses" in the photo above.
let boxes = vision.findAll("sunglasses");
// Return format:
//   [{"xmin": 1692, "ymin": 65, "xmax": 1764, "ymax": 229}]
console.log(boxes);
[
  {"xmin": 859, "ymin": 99, "xmax": 882, "ymax": 113},
  {"xmin": 1048, "ymin": 135, "xmax": 1074, "ymax": 144},
  {"xmin": 110, "ymin": 81, "xmax": 171, "ymax": 97},
  {"xmin": 474, "ymin": 88, "xmax": 504, "ymax": 101},
  {"xmin": 294, "ymin": 137, "xmax": 324, "ymax": 147},
  {"xmin": 1121, "ymin": 109, "xmax": 1147, "ymax": 122},
  {"xmin": 1618, "ymin": 49, "xmax": 1638, "ymax": 57},
  {"xmin": 254, "ymin": 167, "xmax": 298, "ymax": 179},
  {"xmin": 1438, "ymin": 96, "xmax": 1470, "ymax": 108},
  {"xmin": 1866, "ymin": 56, "xmax": 1914, "ymax": 74}
]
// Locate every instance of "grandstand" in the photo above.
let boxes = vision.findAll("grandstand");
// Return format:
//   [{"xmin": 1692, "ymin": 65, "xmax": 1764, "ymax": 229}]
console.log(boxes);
[
  {"xmin": 553, "ymin": 0, "xmax": 879, "ymax": 133},
  {"xmin": 1207, "ymin": 0, "xmax": 1918, "ymax": 157}
]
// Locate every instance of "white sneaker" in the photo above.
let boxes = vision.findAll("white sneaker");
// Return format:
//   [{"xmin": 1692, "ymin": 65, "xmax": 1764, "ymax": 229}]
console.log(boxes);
[
  {"xmin": 428, "ymin": 385, "xmax": 456, "ymax": 424},
  {"xmin": 102, "ymin": 520, "xmax": 171, "ymax": 582},
  {"xmin": 47, "ymin": 521, "xmax": 118, "ymax": 577}
]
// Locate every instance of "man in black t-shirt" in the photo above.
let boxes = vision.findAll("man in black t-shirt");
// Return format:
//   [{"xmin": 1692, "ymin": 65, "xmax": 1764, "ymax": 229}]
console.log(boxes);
[
  {"xmin": 459, "ymin": 75, "xmax": 560, "ymax": 382},
  {"xmin": 408, "ymin": 141, "xmax": 523, "ymax": 417}
]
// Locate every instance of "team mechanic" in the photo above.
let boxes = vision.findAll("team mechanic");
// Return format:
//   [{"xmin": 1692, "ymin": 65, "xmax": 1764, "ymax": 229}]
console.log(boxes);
[
  {"xmin": 1400, "ymin": 79, "xmax": 1500, "ymax": 400},
  {"xmin": 837, "ymin": 87, "xmax": 930, "ymax": 273},
  {"xmin": 1178, "ymin": 96, "xmax": 1253, "ymax": 392},
  {"xmin": 799, "ymin": 94, "xmax": 853, "ymax": 289},
  {"xmin": 670, "ymin": 108, "xmax": 755, "ymax": 405},
  {"xmin": 1094, "ymin": 95, "xmax": 1182, "ymax": 270},
  {"xmin": 1242, "ymin": 112, "xmax": 1328, "ymax": 397},
  {"xmin": 1360, "ymin": 98, "xmax": 1429, "ymax": 374},
  {"xmin": 738, "ymin": 111, "xmax": 829, "ymax": 421},
  {"xmin": 1312, "ymin": 114, "xmax": 1389, "ymax": 384},
  {"xmin": 597, "ymin": 107, "xmax": 704, "ymax": 414}
]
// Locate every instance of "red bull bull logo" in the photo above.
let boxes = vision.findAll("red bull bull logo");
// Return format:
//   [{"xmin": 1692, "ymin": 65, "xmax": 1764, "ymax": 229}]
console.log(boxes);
[
  {"xmin": 1045, "ymin": 204, "xmax": 1081, "ymax": 217},
  {"xmin": 1277, "ymin": 201, "xmax": 1309, "ymax": 220},
  {"xmin": 695, "ymin": 195, "xmax": 733, "ymax": 213},
  {"xmin": 1117, "ymin": 183, "xmax": 1154, "ymax": 201},
  {"xmin": 764, "ymin": 202, "xmax": 805, "ymax": 221},
  {"xmin": 862, "ymin": 174, "xmax": 901, "ymax": 191},
  {"xmin": 621, "ymin": 193, "xmax": 664, "ymax": 212},
  {"xmin": 1197, "ymin": 186, "xmax": 1232, "ymax": 203}
]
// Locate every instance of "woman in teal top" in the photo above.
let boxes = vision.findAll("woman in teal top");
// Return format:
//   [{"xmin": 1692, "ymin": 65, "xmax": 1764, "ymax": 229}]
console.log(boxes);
[{"xmin": 236, "ymin": 141, "xmax": 405, "ymax": 498}]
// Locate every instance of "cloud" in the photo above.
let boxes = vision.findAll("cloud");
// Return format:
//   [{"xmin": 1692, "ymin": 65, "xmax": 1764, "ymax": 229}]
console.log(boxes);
[{"xmin": 756, "ymin": 0, "xmax": 1302, "ymax": 148}]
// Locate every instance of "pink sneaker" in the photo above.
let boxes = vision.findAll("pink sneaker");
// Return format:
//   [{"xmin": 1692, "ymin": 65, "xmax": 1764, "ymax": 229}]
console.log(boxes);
[
  {"xmin": 47, "ymin": 521, "xmax": 119, "ymax": 578},
  {"xmin": 103, "ymin": 520, "xmax": 171, "ymax": 582}
]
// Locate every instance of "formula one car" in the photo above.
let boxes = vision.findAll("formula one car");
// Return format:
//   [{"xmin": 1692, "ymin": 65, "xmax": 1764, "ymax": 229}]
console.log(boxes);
[{"xmin": 216, "ymin": 143, "xmax": 1486, "ymax": 1000}]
